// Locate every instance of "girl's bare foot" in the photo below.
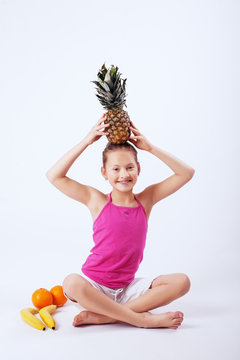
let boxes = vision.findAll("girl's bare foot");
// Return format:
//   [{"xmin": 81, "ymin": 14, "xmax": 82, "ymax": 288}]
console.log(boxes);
[
  {"xmin": 73, "ymin": 310, "xmax": 118, "ymax": 326},
  {"xmin": 73, "ymin": 310, "xmax": 184, "ymax": 329},
  {"xmin": 140, "ymin": 311, "xmax": 184, "ymax": 329}
]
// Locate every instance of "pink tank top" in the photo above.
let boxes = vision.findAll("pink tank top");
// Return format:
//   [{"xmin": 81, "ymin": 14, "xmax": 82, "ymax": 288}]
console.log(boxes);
[{"xmin": 81, "ymin": 191, "xmax": 148, "ymax": 289}]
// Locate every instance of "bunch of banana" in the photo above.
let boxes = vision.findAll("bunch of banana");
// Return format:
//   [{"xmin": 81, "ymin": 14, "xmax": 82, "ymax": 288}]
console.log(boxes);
[{"xmin": 20, "ymin": 305, "xmax": 57, "ymax": 331}]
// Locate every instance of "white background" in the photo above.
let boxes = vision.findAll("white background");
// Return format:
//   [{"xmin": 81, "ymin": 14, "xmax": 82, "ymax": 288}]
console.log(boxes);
[{"xmin": 0, "ymin": 0, "xmax": 239, "ymax": 359}]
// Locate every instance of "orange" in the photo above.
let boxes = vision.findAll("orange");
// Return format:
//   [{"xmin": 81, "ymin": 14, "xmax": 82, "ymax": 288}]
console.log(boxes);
[
  {"xmin": 32, "ymin": 288, "xmax": 53, "ymax": 309},
  {"xmin": 50, "ymin": 285, "xmax": 68, "ymax": 306}
]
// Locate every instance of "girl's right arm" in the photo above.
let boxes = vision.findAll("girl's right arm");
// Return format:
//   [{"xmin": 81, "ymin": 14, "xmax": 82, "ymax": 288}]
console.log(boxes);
[{"xmin": 46, "ymin": 114, "xmax": 109, "ymax": 206}]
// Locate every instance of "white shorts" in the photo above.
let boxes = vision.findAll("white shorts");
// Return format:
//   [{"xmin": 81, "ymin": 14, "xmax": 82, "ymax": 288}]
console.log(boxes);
[{"xmin": 64, "ymin": 273, "xmax": 154, "ymax": 305}]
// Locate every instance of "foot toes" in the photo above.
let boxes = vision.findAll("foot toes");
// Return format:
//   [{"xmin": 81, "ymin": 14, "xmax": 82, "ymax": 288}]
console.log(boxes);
[
  {"xmin": 176, "ymin": 311, "xmax": 184, "ymax": 318},
  {"xmin": 174, "ymin": 317, "xmax": 183, "ymax": 325}
]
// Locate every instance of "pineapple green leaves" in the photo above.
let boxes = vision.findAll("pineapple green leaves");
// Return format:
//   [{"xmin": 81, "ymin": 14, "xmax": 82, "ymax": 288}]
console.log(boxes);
[{"xmin": 91, "ymin": 63, "xmax": 128, "ymax": 110}]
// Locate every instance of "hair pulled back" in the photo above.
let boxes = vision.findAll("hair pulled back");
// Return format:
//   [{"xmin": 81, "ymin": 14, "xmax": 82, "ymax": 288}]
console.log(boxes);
[{"xmin": 102, "ymin": 141, "xmax": 138, "ymax": 168}]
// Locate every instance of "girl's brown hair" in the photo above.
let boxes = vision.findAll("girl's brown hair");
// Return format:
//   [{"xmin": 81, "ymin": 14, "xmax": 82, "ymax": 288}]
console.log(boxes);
[{"xmin": 102, "ymin": 141, "xmax": 138, "ymax": 168}]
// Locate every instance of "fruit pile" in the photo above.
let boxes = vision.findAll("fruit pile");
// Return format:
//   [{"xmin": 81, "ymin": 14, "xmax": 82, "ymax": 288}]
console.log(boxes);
[{"xmin": 20, "ymin": 285, "xmax": 68, "ymax": 331}]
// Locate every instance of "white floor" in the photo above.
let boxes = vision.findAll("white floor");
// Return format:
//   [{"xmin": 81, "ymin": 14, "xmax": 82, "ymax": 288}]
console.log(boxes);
[
  {"xmin": 2, "ymin": 278, "xmax": 239, "ymax": 360},
  {"xmin": 1, "ymin": 208, "xmax": 240, "ymax": 360}
]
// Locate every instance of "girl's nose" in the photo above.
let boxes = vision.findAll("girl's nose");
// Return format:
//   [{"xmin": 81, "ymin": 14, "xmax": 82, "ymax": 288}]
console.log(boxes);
[{"xmin": 119, "ymin": 169, "xmax": 129, "ymax": 177}]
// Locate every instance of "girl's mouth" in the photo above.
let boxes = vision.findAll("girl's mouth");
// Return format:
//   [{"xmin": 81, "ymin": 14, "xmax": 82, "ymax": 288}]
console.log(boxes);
[{"xmin": 118, "ymin": 180, "xmax": 131, "ymax": 185}]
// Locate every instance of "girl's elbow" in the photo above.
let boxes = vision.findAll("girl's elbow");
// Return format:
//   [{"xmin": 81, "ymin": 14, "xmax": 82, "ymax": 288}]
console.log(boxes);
[{"xmin": 188, "ymin": 168, "xmax": 195, "ymax": 178}]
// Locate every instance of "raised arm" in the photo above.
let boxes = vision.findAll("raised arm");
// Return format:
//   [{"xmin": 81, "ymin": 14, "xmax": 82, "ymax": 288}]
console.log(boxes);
[
  {"xmin": 128, "ymin": 121, "xmax": 195, "ymax": 206},
  {"xmin": 46, "ymin": 139, "xmax": 89, "ymax": 182},
  {"xmin": 148, "ymin": 145, "xmax": 195, "ymax": 177},
  {"xmin": 145, "ymin": 145, "xmax": 194, "ymax": 202},
  {"xmin": 46, "ymin": 114, "xmax": 109, "ymax": 206}
]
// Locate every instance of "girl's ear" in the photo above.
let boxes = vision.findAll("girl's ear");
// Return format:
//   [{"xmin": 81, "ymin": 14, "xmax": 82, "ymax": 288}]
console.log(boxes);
[
  {"xmin": 137, "ymin": 162, "xmax": 141, "ymax": 175},
  {"xmin": 101, "ymin": 166, "xmax": 108, "ymax": 181}
]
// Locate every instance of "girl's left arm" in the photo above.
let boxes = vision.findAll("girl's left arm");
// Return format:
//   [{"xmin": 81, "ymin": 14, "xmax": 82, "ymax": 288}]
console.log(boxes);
[
  {"xmin": 144, "ymin": 145, "xmax": 195, "ymax": 205},
  {"xmin": 148, "ymin": 145, "xmax": 195, "ymax": 177},
  {"xmin": 129, "ymin": 121, "xmax": 195, "ymax": 205}
]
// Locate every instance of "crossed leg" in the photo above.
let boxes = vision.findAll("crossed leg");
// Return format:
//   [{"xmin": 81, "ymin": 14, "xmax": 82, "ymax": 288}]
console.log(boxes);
[{"xmin": 63, "ymin": 273, "xmax": 191, "ymax": 329}]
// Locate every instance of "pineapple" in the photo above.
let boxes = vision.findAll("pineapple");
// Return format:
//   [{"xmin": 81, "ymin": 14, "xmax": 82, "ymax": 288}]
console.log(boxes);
[{"xmin": 91, "ymin": 63, "xmax": 131, "ymax": 144}]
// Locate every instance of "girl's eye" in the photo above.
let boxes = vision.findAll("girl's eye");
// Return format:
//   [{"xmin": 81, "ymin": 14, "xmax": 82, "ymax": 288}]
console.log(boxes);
[{"xmin": 113, "ymin": 167, "xmax": 133, "ymax": 171}]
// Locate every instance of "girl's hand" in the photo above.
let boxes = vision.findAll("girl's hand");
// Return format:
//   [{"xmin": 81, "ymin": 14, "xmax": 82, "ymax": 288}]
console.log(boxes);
[
  {"xmin": 83, "ymin": 114, "xmax": 110, "ymax": 146},
  {"xmin": 128, "ymin": 120, "xmax": 153, "ymax": 152}
]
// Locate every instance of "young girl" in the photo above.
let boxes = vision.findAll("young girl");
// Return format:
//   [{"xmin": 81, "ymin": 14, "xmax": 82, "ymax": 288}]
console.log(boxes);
[{"xmin": 46, "ymin": 114, "xmax": 194, "ymax": 329}]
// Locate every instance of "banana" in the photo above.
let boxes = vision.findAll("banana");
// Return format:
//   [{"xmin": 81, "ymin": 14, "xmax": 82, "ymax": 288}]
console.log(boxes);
[
  {"xmin": 20, "ymin": 308, "xmax": 46, "ymax": 331},
  {"xmin": 39, "ymin": 304, "xmax": 57, "ymax": 330}
]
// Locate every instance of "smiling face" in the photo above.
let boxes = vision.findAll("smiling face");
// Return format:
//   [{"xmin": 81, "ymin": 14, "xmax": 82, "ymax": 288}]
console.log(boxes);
[{"xmin": 101, "ymin": 149, "xmax": 140, "ymax": 191}]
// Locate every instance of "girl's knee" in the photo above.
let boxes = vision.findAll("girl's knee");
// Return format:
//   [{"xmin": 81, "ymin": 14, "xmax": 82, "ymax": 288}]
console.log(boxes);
[
  {"xmin": 62, "ymin": 273, "xmax": 85, "ymax": 296},
  {"xmin": 178, "ymin": 273, "xmax": 191, "ymax": 295}
]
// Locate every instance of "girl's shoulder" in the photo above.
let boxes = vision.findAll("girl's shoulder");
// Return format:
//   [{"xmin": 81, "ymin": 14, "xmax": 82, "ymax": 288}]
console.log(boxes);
[
  {"xmin": 135, "ymin": 190, "xmax": 154, "ymax": 220},
  {"xmin": 87, "ymin": 189, "xmax": 109, "ymax": 222}
]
